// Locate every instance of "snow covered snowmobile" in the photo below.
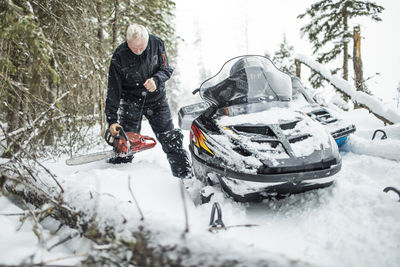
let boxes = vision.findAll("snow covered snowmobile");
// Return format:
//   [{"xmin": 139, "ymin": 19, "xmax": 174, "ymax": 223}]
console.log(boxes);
[
  {"xmin": 178, "ymin": 55, "xmax": 352, "ymax": 202},
  {"xmin": 290, "ymin": 77, "xmax": 356, "ymax": 147}
]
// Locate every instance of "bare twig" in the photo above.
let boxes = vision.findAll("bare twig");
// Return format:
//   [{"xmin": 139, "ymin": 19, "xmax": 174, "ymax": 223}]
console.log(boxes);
[
  {"xmin": 2, "ymin": 176, "xmax": 74, "ymax": 214},
  {"xmin": 128, "ymin": 175, "xmax": 144, "ymax": 221},
  {"xmin": 22, "ymin": 199, "xmax": 44, "ymax": 244},
  {"xmin": 48, "ymin": 232, "xmax": 79, "ymax": 251},
  {"xmin": 179, "ymin": 179, "xmax": 189, "ymax": 234},
  {"xmin": 0, "ymin": 124, "xmax": 64, "ymax": 193},
  {"xmin": 0, "ymin": 212, "xmax": 26, "ymax": 216},
  {"xmin": 36, "ymin": 253, "xmax": 87, "ymax": 266},
  {"xmin": 0, "ymin": 90, "xmax": 69, "ymax": 142}
]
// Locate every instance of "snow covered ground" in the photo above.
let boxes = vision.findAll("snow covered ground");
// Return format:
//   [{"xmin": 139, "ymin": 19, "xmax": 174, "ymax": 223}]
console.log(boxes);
[
  {"xmin": 0, "ymin": 196, "xmax": 90, "ymax": 265},
  {"xmin": 1, "ymin": 108, "xmax": 400, "ymax": 266}
]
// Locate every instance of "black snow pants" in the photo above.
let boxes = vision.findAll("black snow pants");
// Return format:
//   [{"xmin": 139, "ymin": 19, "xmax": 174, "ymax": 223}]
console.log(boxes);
[{"xmin": 119, "ymin": 98, "xmax": 191, "ymax": 178}]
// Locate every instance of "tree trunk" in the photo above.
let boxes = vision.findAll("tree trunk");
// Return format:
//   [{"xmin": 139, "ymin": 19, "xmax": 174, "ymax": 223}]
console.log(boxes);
[
  {"xmin": 96, "ymin": 0, "xmax": 105, "ymax": 135},
  {"xmin": 45, "ymin": 59, "xmax": 57, "ymax": 146},
  {"xmin": 341, "ymin": 3, "xmax": 350, "ymax": 104},
  {"xmin": 353, "ymin": 25, "xmax": 364, "ymax": 109},
  {"xmin": 112, "ymin": 0, "xmax": 120, "ymax": 51},
  {"xmin": 353, "ymin": 26, "xmax": 363, "ymax": 91},
  {"xmin": 342, "ymin": 4, "xmax": 349, "ymax": 82},
  {"xmin": 295, "ymin": 59, "xmax": 301, "ymax": 78}
]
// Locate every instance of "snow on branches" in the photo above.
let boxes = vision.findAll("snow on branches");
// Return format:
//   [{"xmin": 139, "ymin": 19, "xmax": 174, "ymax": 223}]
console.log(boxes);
[{"xmin": 296, "ymin": 53, "xmax": 400, "ymax": 125}]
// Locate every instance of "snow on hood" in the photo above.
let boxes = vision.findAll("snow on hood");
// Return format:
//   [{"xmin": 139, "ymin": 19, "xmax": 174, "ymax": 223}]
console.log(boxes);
[
  {"xmin": 214, "ymin": 106, "xmax": 332, "ymax": 162},
  {"xmin": 217, "ymin": 106, "xmax": 300, "ymax": 125}
]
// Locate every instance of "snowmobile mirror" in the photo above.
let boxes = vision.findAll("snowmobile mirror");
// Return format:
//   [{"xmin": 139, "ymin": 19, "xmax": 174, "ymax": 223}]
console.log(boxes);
[{"xmin": 192, "ymin": 88, "xmax": 200, "ymax": 95}]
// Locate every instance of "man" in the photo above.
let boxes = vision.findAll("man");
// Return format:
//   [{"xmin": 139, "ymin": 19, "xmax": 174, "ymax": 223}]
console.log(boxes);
[{"xmin": 105, "ymin": 23, "xmax": 191, "ymax": 179}]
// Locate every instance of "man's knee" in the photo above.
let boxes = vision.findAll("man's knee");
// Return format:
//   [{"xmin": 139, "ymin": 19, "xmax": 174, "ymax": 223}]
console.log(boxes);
[{"xmin": 156, "ymin": 128, "xmax": 183, "ymax": 153}]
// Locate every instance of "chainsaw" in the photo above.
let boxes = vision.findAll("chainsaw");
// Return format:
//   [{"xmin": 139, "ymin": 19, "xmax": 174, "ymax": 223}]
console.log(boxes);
[{"xmin": 66, "ymin": 127, "xmax": 157, "ymax": 166}]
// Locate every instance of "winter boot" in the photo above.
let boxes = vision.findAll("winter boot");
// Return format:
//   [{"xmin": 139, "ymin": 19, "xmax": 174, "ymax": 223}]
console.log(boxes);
[
  {"xmin": 156, "ymin": 128, "xmax": 192, "ymax": 178},
  {"xmin": 106, "ymin": 155, "xmax": 134, "ymax": 164}
]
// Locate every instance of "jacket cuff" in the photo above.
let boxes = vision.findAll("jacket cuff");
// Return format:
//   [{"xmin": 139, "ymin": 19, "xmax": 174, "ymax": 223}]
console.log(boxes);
[
  {"xmin": 152, "ymin": 76, "xmax": 160, "ymax": 90},
  {"xmin": 107, "ymin": 118, "xmax": 118, "ymax": 126}
]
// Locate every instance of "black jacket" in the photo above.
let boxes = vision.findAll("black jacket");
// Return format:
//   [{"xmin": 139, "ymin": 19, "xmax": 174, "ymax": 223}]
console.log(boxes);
[{"xmin": 105, "ymin": 34, "xmax": 174, "ymax": 125}]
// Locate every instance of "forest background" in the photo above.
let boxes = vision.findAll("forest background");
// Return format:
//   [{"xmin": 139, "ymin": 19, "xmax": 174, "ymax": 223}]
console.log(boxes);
[{"xmin": 1, "ymin": 0, "xmax": 399, "ymax": 161}]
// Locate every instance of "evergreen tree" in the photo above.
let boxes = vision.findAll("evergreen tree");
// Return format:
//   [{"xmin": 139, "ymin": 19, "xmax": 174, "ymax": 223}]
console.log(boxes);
[
  {"xmin": 272, "ymin": 35, "xmax": 295, "ymax": 76},
  {"xmin": 0, "ymin": 0, "xmax": 178, "ymax": 158},
  {"xmin": 298, "ymin": 0, "xmax": 384, "ymax": 86}
]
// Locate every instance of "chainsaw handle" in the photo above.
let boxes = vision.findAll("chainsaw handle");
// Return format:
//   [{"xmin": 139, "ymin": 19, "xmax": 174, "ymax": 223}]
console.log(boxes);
[
  {"xmin": 116, "ymin": 126, "xmax": 130, "ymax": 151},
  {"xmin": 104, "ymin": 129, "xmax": 114, "ymax": 146},
  {"xmin": 115, "ymin": 126, "xmax": 127, "ymax": 139}
]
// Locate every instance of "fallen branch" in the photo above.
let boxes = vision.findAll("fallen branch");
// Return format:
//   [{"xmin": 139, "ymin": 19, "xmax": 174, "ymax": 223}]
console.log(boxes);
[
  {"xmin": 295, "ymin": 53, "xmax": 400, "ymax": 125},
  {"xmin": 128, "ymin": 175, "xmax": 144, "ymax": 221},
  {"xmin": 0, "ymin": 125, "xmax": 64, "ymax": 193},
  {"xmin": 0, "ymin": 169, "xmax": 306, "ymax": 267}
]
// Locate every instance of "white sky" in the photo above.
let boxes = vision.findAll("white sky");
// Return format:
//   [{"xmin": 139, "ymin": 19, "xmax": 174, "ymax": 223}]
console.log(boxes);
[{"xmin": 174, "ymin": 0, "xmax": 400, "ymax": 103}]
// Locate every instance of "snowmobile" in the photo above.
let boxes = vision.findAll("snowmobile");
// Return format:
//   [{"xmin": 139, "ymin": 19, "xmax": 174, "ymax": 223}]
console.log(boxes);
[
  {"xmin": 290, "ymin": 77, "xmax": 356, "ymax": 147},
  {"xmin": 178, "ymin": 55, "xmax": 353, "ymax": 202}
]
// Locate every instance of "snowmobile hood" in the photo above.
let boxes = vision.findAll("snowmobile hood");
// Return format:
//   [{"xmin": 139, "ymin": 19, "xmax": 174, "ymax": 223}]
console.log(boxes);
[{"xmin": 207, "ymin": 106, "xmax": 339, "ymax": 173}]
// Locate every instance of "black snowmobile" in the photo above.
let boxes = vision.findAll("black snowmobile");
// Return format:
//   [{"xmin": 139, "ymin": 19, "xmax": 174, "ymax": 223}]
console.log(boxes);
[{"xmin": 178, "ymin": 55, "xmax": 351, "ymax": 202}]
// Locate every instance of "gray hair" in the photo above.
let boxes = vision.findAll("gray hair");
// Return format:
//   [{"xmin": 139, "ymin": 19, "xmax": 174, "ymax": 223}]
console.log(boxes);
[{"xmin": 126, "ymin": 24, "xmax": 149, "ymax": 43}]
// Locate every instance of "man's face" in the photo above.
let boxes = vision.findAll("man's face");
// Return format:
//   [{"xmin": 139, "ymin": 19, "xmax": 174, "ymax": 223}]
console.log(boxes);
[{"xmin": 127, "ymin": 37, "xmax": 148, "ymax": 55}]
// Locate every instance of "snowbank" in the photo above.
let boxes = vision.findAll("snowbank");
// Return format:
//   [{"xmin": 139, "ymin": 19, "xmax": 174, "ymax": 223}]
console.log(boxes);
[{"xmin": 344, "ymin": 134, "xmax": 400, "ymax": 161}]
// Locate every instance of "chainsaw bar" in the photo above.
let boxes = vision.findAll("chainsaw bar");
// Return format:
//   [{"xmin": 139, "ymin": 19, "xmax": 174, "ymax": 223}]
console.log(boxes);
[{"xmin": 66, "ymin": 150, "xmax": 116, "ymax": 166}]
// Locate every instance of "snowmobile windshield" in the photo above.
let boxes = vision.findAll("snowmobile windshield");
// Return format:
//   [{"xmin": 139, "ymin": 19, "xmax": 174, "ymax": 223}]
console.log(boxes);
[{"xmin": 199, "ymin": 55, "xmax": 292, "ymax": 108}]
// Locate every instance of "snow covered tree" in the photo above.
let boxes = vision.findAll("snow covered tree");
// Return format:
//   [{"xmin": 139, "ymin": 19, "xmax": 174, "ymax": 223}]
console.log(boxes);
[
  {"xmin": 0, "ymin": 0, "xmax": 178, "ymax": 158},
  {"xmin": 114, "ymin": 0, "xmax": 179, "ymax": 112},
  {"xmin": 298, "ymin": 0, "xmax": 384, "ymax": 85},
  {"xmin": 272, "ymin": 35, "xmax": 296, "ymax": 76},
  {"xmin": 0, "ymin": 0, "xmax": 59, "ymax": 155}
]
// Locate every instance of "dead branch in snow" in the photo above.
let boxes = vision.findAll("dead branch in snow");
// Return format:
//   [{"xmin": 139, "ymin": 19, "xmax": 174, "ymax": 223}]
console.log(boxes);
[
  {"xmin": 296, "ymin": 57, "xmax": 396, "ymax": 125},
  {"xmin": 0, "ymin": 164, "xmax": 305, "ymax": 267},
  {"xmin": 128, "ymin": 175, "xmax": 145, "ymax": 221}
]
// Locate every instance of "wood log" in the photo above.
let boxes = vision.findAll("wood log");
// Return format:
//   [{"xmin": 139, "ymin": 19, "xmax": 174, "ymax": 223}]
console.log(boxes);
[
  {"xmin": 0, "ymin": 168, "xmax": 305, "ymax": 267},
  {"xmin": 298, "ymin": 59, "xmax": 393, "ymax": 125}
]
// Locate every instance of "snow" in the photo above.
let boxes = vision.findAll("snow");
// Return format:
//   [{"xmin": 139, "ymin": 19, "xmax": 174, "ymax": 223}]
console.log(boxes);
[
  {"xmin": 2, "ymin": 0, "xmax": 400, "ymax": 265},
  {"xmin": 216, "ymin": 106, "xmax": 332, "ymax": 158},
  {"xmin": 296, "ymin": 53, "xmax": 400, "ymax": 124},
  {"xmin": 0, "ymin": 196, "xmax": 89, "ymax": 265},
  {"xmin": 2, "ymin": 110, "xmax": 400, "ymax": 266}
]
